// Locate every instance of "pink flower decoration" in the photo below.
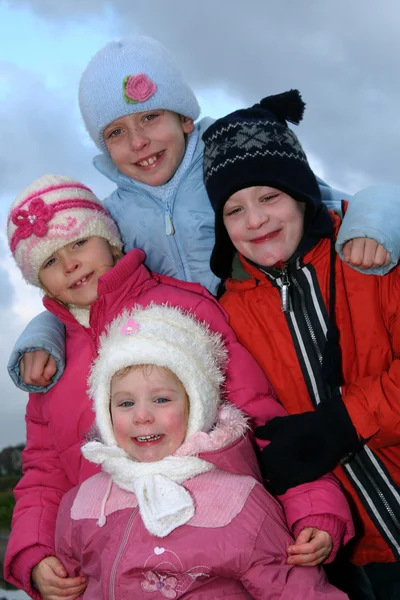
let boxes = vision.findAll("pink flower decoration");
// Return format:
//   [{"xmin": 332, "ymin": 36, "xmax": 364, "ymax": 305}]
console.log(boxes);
[
  {"xmin": 123, "ymin": 74, "xmax": 157, "ymax": 104},
  {"xmin": 12, "ymin": 197, "xmax": 54, "ymax": 240},
  {"xmin": 121, "ymin": 318, "xmax": 140, "ymax": 335}
]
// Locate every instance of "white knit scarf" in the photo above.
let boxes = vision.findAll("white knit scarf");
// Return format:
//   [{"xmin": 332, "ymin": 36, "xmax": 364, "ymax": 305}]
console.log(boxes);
[{"xmin": 82, "ymin": 440, "xmax": 214, "ymax": 537}]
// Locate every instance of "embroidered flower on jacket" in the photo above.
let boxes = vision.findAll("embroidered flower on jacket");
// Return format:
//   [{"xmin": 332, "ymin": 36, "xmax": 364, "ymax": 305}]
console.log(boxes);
[
  {"xmin": 141, "ymin": 571, "xmax": 178, "ymax": 598},
  {"xmin": 123, "ymin": 74, "xmax": 157, "ymax": 104},
  {"xmin": 12, "ymin": 197, "xmax": 55, "ymax": 240}
]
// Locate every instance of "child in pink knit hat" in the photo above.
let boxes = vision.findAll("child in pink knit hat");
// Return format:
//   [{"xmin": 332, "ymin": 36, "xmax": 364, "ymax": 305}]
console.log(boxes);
[
  {"xmin": 5, "ymin": 174, "xmax": 354, "ymax": 599},
  {"xmin": 8, "ymin": 174, "xmax": 123, "ymax": 294}
]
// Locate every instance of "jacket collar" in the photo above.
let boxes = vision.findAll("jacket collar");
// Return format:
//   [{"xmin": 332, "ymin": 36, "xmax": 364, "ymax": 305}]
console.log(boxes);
[
  {"xmin": 43, "ymin": 249, "xmax": 153, "ymax": 327},
  {"xmin": 226, "ymin": 211, "xmax": 340, "ymax": 291}
]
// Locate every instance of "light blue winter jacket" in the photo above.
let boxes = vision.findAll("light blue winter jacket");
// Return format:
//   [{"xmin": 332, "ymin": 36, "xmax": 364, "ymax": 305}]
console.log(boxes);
[{"xmin": 8, "ymin": 118, "xmax": 400, "ymax": 392}]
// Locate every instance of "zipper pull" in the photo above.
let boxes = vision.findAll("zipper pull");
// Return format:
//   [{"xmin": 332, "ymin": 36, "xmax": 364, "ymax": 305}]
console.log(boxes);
[
  {"xmin": 165, "ymin": 213, "xmax": 175, "ymax": 236},
  {"xmin": 280, "ymin": 270, "xmax": 290, "ymax": 313}
]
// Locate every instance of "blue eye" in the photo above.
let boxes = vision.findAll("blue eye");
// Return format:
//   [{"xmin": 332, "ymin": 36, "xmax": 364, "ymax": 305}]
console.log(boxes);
[
  {"xmin": 108, "ymin": 128, "xmax": 124, "ymax": 138},
  {"xmin": 120, "ymin": 401, "xmax": 134, "ymax": 408},
  {"xmin": 74, "ymin": 239, "xmax": 87, "ymax": 248},
  {"xmin": 143, "ymin": 113, "xmax": 159, "ymax": 123},
  {"xmin": 43, "ymin": 257, "xmax": 56, "ymax": 268},
  {"xmin": 155, "ymin": 397, "xmax": 169, "ymax": 404}
]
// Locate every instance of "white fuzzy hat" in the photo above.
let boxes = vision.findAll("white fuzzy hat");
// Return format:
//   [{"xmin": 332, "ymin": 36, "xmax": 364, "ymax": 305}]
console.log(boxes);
[
  {"xmin": 7, "ymin": 174, "xmax": 123, "ymax": 287},
  {"xmin": 88, "ymin": 304, "xmax": 228, "ymax": 445}
]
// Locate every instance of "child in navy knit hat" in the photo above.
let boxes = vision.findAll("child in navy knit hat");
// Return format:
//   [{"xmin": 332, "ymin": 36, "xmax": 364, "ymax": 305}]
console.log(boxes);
[
  {"xmin": 8, "ymin": 37, "xmax": 398, "ymax": 399},
  {"xmin": 203, "ymin": 90, "xmax": 400, "ymax": 600}
]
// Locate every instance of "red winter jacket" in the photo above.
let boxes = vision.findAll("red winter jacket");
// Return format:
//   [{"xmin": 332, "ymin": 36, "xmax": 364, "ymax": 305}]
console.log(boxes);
[{"xmin": 220, "ymin": 214, "xmax": 400, "ymax": 566}]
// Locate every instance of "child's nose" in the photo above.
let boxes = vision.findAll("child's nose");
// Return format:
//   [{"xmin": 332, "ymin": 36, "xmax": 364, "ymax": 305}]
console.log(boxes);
[
  {"xmin": 133, "ymin": 406, "xmax": 154, "ymax": 424},
  {"xmin": 128, "ymin": 129, "xmax": 149, "ymax": 151},
  {"xmin": 246, "ymin": 208, "xmax": 267, "ymax": 229},
  {"xmin": 63, "ymin": 256, "xmax": 80, "ymax": 274}
]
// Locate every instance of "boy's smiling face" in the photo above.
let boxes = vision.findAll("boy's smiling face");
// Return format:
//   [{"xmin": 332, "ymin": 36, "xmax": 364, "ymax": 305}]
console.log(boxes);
[
  {"xmin": 223, "ymin": 186, "xmax": 306, "ymax": 267},
  {"xmin": 104, "ymin": 110, "xmax": 194, "ymax": 186}
]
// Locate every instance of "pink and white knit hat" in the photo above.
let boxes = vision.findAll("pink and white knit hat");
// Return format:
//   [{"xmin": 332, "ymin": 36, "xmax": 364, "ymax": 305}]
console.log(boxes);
[{"xmin": 7, "ymin": 174, "xmax": 123, "ymax": 287}]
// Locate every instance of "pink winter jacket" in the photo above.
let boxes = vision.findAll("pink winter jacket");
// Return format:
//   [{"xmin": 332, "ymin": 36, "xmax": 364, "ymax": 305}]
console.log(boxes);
[
  {"xmin": 56, "ymin": 405, "xmax": 348, "ymax": 600},
  {"xmin": 5, "ymin": 250, "xmax": 353, "ymax": 597}
]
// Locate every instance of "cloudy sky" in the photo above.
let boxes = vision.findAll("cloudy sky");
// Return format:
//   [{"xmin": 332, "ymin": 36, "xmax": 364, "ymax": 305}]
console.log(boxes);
[{"xmin": 1, "ymin": 0, "xmax": 399, "ymax": 449}]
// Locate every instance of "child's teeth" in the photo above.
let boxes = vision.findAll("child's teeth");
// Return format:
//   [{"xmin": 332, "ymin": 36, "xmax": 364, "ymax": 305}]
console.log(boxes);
[
  {"xmin": 139, "ymin": 154, "xmax": 159, "ymax": 167},
  {"xmin": 76, "ymin": 276, "xmax": 87, "ymax": 286},
  {"xmin": 136, "ymin": 434, "xmax": 161, "ymax": 442}
]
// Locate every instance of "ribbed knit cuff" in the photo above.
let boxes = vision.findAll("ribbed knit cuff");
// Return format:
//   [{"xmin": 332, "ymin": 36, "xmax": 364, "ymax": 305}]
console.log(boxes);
[{"xmin": 292, "ymin": 513, "xmax": 347, "ymax": 564}]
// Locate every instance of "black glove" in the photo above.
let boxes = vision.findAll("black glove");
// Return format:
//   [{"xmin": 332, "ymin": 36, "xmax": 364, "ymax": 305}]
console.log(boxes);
[{"xmin": 255, "ymin": 396, "xmax": 361, "ymax": 495}]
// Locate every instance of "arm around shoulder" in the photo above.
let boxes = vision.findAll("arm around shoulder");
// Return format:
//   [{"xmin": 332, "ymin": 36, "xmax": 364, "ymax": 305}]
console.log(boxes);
[
  {"xmin": 8, "ymin": 310, "xmax": 66, "ymax": 392},
  {"xmin": 337, "ymin": 184, "xmax": 400, "ymax": 275}
]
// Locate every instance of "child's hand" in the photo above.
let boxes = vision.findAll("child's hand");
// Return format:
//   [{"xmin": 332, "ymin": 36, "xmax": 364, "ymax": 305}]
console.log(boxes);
[
  {"xmin": 31, "ymin": 556, "xmax": 86, "ymax": 600},
  {"xmin": 20, "ymin": 350, "xmax": 57, "ymax": 386},
  {"xmin": 342, "ymin": 238, "xmax": 390, "ymax": 270},
  {"xmin": 286, "ymin": 527, "xmax": 333, "ymax": 567}
]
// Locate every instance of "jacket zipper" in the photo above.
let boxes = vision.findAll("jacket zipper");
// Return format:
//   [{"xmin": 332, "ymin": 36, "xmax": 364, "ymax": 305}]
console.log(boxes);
[
  {"xmin": 353, "ymin": 453, "xmax": 400, "ymax": 532},
  {"xmin": 164, "ymin": 202, "xmax": 191, "ymax": 282},
  {"xmin": 277, "ymin": 263, "xmax": 400, "ymax": 544},
  {"xmin": 280, "ymin": 268, "xmax": 290, "ymax": 312},
  {"xmin": 277, "ymin": 267, "xmax": 323, "ymax": 365},
  {"xmin": 109, "ymin": 508, "xmax": 139, "ymax": 600},
  {"xmin": 290, "ymin": 273, "xmax": 323, "ymax": 366}
]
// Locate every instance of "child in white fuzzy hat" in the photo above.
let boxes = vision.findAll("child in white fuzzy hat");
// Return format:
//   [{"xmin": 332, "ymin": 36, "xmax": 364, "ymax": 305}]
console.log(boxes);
[
  {"xmin": 8, "ymin": 34, "xmax": 397, "ymax": 396},
  {"xmin": 55, "ymin": 304, "xmax": 349, "ymax": 599}
]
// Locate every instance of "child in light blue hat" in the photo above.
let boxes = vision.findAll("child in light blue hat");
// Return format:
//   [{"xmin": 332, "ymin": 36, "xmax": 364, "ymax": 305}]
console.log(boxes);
[{"xmin": 8, "ymin": 35, "xmax": 400, "ymax": 392}]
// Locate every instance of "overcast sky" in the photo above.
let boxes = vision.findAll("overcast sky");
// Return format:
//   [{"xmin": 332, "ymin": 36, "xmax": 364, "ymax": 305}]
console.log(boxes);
[{"xmin": 1, "ymin": 0, "xmax": 399, "ymax": 449}]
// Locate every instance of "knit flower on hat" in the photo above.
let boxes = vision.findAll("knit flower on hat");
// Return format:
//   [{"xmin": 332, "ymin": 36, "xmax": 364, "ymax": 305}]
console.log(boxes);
[
  {"xmin": 123, "ymin": 74, "xmax": 156, "ymax": 104},
  {"xmin": 11, "ymin": 197, "xmax": 54, "ymax": 245}
]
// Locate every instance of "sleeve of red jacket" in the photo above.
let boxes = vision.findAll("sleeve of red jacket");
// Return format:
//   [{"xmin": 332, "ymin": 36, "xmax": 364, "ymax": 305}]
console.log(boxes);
[
  {"xmin": 342, "ymin": 268, "xmax": 400, "ymax": 448},
  {"xmin": 4, "ymin": 394, "xmax": 74, "ymax": 596},
  {"xmin": 193, "ymin": 296, "xmax": 288, "ymax": 424},
  {"xmin": 240, "ymin": 493, "xmax": 348, "ymax": 599},
  {"xmin": 192, "ymin": 295, "xmax": 354, "ymax": 551}
]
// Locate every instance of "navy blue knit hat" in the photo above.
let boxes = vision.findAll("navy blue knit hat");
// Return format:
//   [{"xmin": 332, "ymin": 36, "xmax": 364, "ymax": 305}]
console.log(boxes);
[{"xmin": 203, "ymin": 90, "xmax": 322, "ymax": 279}]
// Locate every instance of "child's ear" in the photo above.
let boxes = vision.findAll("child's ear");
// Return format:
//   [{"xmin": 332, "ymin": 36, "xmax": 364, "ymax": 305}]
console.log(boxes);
[{"xmin": 181, "ymin": 116, "xmax": 195, "ymax": 134}]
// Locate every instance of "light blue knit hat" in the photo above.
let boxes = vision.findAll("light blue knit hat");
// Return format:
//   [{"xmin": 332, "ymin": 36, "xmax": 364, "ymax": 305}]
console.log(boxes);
[{"xmin": 79, "ymin": 36, "xmax": 200, "ymax": 152}]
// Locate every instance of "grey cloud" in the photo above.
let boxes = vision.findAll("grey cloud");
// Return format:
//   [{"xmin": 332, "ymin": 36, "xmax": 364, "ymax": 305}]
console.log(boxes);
[
  {"xmin": 0, "ymin": 62, "xmax": 116, "ymax": 207},
  {"xmin": 11, "ymin": 0, "xmax": 400, "ymax": 192}
]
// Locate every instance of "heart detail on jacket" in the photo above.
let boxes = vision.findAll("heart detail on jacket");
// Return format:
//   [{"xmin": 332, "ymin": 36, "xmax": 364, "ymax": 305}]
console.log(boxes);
[{"xmin": 154, "ymin": 547, "xmax": 165, "ymax": 555}]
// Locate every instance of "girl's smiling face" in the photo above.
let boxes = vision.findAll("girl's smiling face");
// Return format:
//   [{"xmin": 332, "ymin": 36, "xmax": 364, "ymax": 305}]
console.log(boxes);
[
  {"xmin": 104, "ymin": 110, "xmax": 194, "ymax": 186},
  {"xmin": 39, "ymin": 236, "xmax": 115, "ymax": 308},
  {"xmin": 110, "ymin": 365, "xmax": 188, "ymax": 462},
  {"xmin": 223, "ymin": 186, "xmax": 305, "ymax": 267}
]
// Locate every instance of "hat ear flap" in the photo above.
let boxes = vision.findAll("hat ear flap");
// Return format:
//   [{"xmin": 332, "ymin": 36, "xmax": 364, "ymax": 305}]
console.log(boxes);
[{"xmin": 258, "ymin": 89, "xmax": 305, "ymax": 126}]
